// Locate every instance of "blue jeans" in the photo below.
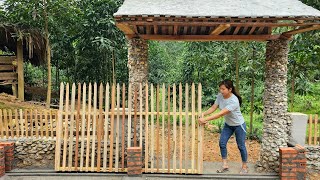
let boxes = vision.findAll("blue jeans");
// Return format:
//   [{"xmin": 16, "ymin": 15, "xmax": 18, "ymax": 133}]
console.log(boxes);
[{"xmin": 219, "ymin": 122, "xmax": 248, "ymax": 163}]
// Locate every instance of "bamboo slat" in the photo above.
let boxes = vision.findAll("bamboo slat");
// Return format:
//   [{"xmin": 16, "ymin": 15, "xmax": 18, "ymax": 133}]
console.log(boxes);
[
  {"xmin": 75, "ymin": 83, "xmax": 81, "ymax": 170},
  {"xmin": 109, "ymin": 84, "xmax": 115, "ymax": 170},
  {"xmin": 85, "ymin": 83, "xmax": 92, "ymax": 171},
  {"xmin": 115, "ymin": 83, "xmax": 120, "ymax": 172},
  {"xmin": 91, "ymin": 83, "xmax": 98, "ymax": 171},
  {"xmin": 314, "ymin": 115, "xmax": 318, "ymax": 145},
  {"xmin": 161, "ymin": 84, "xmax": 165, "ymax": 173},
  {"xmin": 55, "ymin": 83, "xmax": 64, "ymax": 171},
  {"xmin": 15, "ymin": 109, "xmax": 19, "ymax": 137},
  {"xmin": 50, "ymin": 111, "xmax": 54, "ymax": 138},
  {"xmin": 62, "ymin": 83, "xmax": 70, "ymax": 171},
  {"xmin": 80, "ymin": 83, "xmax": 87, "ymax": 171},
  {"xmin": 39, "ymin": 110, "xmax": 43, "ymax": 137},
  {"xmin": 97, "ymin": 83, "xmax": 103, "ymax": 172},
  {"xmin": 103, "ymin": 83, "xmax": 109, "ymax": 171},
  {"xmin": 29, "ymin": 109, "xmax": 33, "ymax": 137},
  {"xmin": 185, "ymin": 83, "xmax": 189, "ymax": 174},
  {"xmin": 309, "ymin": 115, "xmax": 312, "ymax": 145},
  {"xmin": 121, "ymin": 84, "xmax": 126, "ymax": 171},
  {"xmin": 45, "ymin": 110, "xmax": 49, "ymax": 138},
  {"xmin": 3, "ymin": 109, "xmax": 9, "ymax": 138},
  {"xmin": 156, "ymin": 84, "xmax": 160, "ymax": 173},
  {"xmin": 145, "ymin": 83, "xmax": 149, "ymax": 172},
  {"xmin": 139, "ymin": 84, "xmax": 143, "ymax": 149},
  {"xmin": 128, "ymin": 84, "xmax": 132, "ymax": 148},
  {"xmin": 68, "ymin": 83, "xmax": 76, "ymax": 171},
  {"xmin": 173, "ymin": 84, "xmax": 177, "ymax": 173},
  {"xmin": 19, "ymin": 109, "xmax": 23, "ymax": 138},
  {"xmin": 150, "ymin": 84, "xmax": 155, "ymax": 173},
  {"xmin": 25, "ymin": 109, "xmax": 28, "ymax": 138},
  {"xmin": 191, "ymin": 83, "xmax": 195, "ymax": 173},
  {"xmin": 198, "ymin": 84, "xmax": 203, "ymax": 173},
  {"xmin": 8, "ymin": 110, "xmax": 13, "ymax": 137},
  {"xmin": 167, "ymin": 85, "xmax": 171, "ymax": 173},
  {"xmin": 134, "ymin": 88, "xmax": 138, "ymax": 147}
]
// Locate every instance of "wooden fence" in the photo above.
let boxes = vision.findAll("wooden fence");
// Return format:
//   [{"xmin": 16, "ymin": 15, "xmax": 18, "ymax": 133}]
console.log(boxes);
[
  {"xmin": 55, "ymin": 82, "xmax": 204, "ymax": 174},
  {"xmin": 0, "ymin": 109, "xmax": 58, "ymax": 139},
  {"xmin": 307, "ymin": 114, "xmax": 319, "ymax": 145}
]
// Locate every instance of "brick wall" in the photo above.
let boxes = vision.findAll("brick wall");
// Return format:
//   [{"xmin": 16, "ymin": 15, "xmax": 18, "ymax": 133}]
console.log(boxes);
[
  {"xmin": 0, "ymin": 141, "xmax": 15, "ymax": 177},
  {"xmin": 127, "ymin": 147, "xmax": 142, "ymax": 176},
  {"xmin": 280, "ymin": 144, "xmax": 306, "ymax": 180},
  {"xmin": 0, "ymin": 146, "xmax": 4, "ymax": 177}
]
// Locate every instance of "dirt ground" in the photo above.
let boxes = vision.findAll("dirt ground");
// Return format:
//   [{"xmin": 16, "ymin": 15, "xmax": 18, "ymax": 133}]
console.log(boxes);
[{"xmin": 202, "ymin": 129, "xmax": 260, "ymax": 163}]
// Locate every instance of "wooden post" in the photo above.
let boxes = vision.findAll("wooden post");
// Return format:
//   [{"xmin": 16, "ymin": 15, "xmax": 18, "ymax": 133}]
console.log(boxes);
[
  {"xmin": 12, "ymin": 82, "xmax": 17, "ymax": 98},
  {"xmin": 17, "ymin": 40, "xmax": 24, "ymax": 101}
]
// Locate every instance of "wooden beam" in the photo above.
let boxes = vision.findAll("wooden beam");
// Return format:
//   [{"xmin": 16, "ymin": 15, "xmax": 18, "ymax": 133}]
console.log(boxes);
[
  {"xmin": 173, "ymin": 25, "xmax": 178, "ymax": 35},
  {"xmin": 233, "ymin": 26, "xmax": 242, "ymax": 35},
  {"xmin": 0, "ymin": 72, "xmax": 17, "ymax": 80},
  {"xmin": 0, "ymin": 65, "xmax": 14, "ymax": 71},
  {"xmin": 115, "ymin": 23, "xmax": 135, "ymax": 35},
  {"xmin": 256, "ymin": 26, "xmax": 266, "ymax": 34},
  {"xmin": 282, "ymin": 25, "xmax": 320, "ymax": 36},
  {"xmin": 248, "ymin": 26, "xmax": 257, "ymax": 35},
  {"xmin": 210, "ymin": 24, "xmax": 230, "ymax": 35},
  {"xmin": 138, "ymin": 35, "xmax": 281, "ymax": 41},
  {"xmin": 0, "ymin": 56, "xmax": 16, "ymax": 65},
  {"xmin": 17, "ymin": 40, "xmax": 24, "ymax": 101}
]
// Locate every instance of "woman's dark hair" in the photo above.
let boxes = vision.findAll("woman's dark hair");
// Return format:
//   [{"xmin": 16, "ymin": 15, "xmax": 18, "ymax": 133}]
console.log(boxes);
[{"xmin": 219, "ymin": 79, "xmax": 242, "ymax": 106}]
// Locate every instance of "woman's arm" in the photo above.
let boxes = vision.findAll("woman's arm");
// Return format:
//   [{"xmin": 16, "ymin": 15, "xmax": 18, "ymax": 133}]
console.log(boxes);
[
  {"xmin": 198, "ymin": 108, "xmax": 230, "ymax": 124},
  {"xmin": 202, "ymin": 104, "xmax": 218, "ymax": 116}
]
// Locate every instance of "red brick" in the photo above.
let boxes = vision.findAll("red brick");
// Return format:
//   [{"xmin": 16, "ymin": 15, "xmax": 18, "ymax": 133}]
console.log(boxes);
[
  {"xmin": 280, "ymin": 172, "xmax": 296, "ymax": 177},
  {"xmin": 281, "ymin": 177, "xmax": 297, "ymax": 180},
  {"xmin": 127, "ymin": 147, "xmax": 142, "ymax": 152},
  {"xmin": 127, "ymin": 161, "xmax": 142, "ymax": 167},
  {"xmin": 0, "ymin": 158, "xmax": 4, "ymax": 165},
  {"xmin": 280, "ymin": 148, "xmax": 297, "ymax": 154},
  {"xmin": 281, "ymin": 154, "xmax": 297, "ymax": 159}
]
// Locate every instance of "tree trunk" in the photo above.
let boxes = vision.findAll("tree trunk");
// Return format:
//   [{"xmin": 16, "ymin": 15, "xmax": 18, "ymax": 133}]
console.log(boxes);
[
  {"xmin": 112, "ymin": 49, "xmax": 116, "ymax": 84},
  {"xmin": 256, "ymin": 39, "xmax": 290, "ymax": 173},
  {"xmin": 290, "ymin": 63, "xmax": 296, "ymax": 112},
  {"xmin": 249, "ymin": 76, "xmax": 255, "ymax": 135},
  {"xmin": 44, "ymin": 0, "xmax": 51, "ymax": 108},
  {"xmin": 235, "ymin": 47, "xmax": 240, "ymax": 93},
  {"xmin": 56, "ymin": 59, "xmax": 59, "ymax": 90},
  {"xmin": 17, "ymin": 40, "xmax": 24, "ymax": 101}
]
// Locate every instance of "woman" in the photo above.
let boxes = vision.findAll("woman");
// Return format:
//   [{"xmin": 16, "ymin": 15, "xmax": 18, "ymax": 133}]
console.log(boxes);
[{"xmin": 198, "ymin": 79, "xmax": 248, "ymax": 174}]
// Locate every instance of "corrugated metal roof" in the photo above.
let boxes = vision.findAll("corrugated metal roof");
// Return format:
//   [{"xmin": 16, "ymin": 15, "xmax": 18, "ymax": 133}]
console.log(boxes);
[{"xmin": 114, "ymin": 0, "xmax": 320, "ymax": 18}]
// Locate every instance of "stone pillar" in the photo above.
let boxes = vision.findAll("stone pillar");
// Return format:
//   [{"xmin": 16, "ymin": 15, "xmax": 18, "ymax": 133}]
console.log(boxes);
[
  {"xmin": 127, "ymin": 37, "xmax": 148, "ymax": 148},
  {"xmin": 128, "ymin": 37, "xmax": 148, "ymax": 105},
  {"xmin": 256, "ymin": 39, "xmax": 291, "ymax": 173}
]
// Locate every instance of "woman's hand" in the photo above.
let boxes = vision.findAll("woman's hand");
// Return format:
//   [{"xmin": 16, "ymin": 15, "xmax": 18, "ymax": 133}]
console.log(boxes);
[{"xmin": 198, "ymin": 114, "xmax": 207, "ymax": 125}]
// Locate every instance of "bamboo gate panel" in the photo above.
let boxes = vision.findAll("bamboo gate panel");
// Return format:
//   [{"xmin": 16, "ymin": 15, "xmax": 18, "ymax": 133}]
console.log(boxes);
[
  {"xmin": 0, "ymin": 109, "xmax": 58, "ymax": 139},
  {"xmin": 307, "ymin": 114, "xmax": 319, "ymax": 145},
  {"xmin": 55, "ymin": 82, "xmax": 204, "ymax": 174}
]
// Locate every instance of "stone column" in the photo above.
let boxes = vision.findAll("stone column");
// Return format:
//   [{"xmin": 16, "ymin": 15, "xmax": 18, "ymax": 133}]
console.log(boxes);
[
  {"xmin": 127, "ymin": 37, "xmax": 148, "ymax": 148},
  {"xmin": 128, "ymin": 37, "xmax": 148, "ymax": 104},
  {"xmin": 256, "ymin": 39, "xmax": 291, "ymax": 172}
]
